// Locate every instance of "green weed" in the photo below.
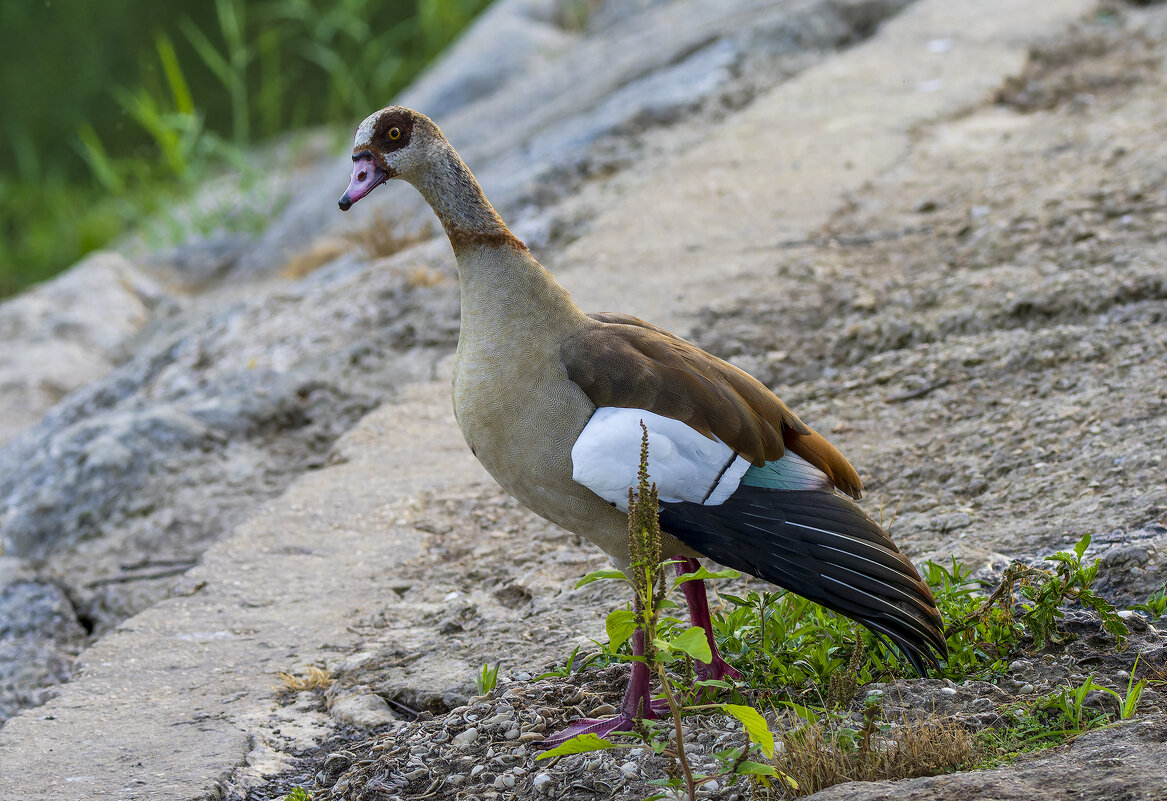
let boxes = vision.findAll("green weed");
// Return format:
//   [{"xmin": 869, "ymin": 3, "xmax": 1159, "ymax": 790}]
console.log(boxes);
[
  {"xmin": 474, "ymin": 662, "xmax": 500, "ymax": 696},
  {"xmin": 1, "ymin": 0, "xmax": 491, "ymax": 297},
  {"xmin": 1131, "ymin": 584, "xmax": 1167, "ymax": 620},
  {"xmin": 549, "ymin": 524, "xmax": 1146, "ymax": 794},
  {"xmin": 535, "ymin": 645, "xmax": 610, "ymax": 681},
  {"xmin": 939, "ymin": 534, "xmax": 1128, "ymax": 683}
]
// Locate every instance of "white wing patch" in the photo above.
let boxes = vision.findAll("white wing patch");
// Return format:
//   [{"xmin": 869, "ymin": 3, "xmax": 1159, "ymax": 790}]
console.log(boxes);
[{"xmin": 571, "ymin": 407, "xmax": 749, "ymax": 511}]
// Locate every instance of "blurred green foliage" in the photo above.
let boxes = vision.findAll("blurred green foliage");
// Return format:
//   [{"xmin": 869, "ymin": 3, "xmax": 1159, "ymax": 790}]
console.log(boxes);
[{"xmin": 0, "ymin": 0, "xmax": 490, "ymax": 297}]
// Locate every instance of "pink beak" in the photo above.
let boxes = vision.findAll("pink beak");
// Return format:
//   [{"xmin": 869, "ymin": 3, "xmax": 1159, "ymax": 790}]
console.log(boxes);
[{"xmin": 339, "ymin": 152, "xmax": 388, "ymax": 211}]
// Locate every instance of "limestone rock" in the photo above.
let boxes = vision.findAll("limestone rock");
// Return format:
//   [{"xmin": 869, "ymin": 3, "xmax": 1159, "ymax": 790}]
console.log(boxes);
[
  {"xmin": 0, "ymin": 251, "xmax": 168, "ymax": 446},
  {"xmin": 328, "ymin": 692, "xmax": 400, "ymax": 729},
  {"xmin": 0, "ymin": 557, "xmax": 86, "ymax": 723}
]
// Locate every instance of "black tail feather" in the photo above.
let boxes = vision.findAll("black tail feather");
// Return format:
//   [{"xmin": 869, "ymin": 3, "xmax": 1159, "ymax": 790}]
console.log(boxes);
[{"xmin": 659, "ymin": 488, "xmax": 947, "ymax": 674}]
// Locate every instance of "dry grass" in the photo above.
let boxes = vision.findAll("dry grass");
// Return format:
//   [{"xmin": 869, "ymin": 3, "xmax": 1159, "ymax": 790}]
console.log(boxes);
[
  {"xmin": 281, "ymin": 214, "xmax": 436, "ymax": 280},
  {"xmin": 277, "ymin": 665, "xmax": 333, "ymax": 693},
  {"xmin": 345, "ymin": 211, "xmax": 433, "ymax": 260},
  {"xmin": 281, "ymin": 237, "xmax": 353, "ymax": 280},
  {"xmin": 773, "ymin": 716, "xmax": 979, "ymax": 797},
  {"xmin": 405, "ymin": 265, "xmax": 450, "ymax": 288}
]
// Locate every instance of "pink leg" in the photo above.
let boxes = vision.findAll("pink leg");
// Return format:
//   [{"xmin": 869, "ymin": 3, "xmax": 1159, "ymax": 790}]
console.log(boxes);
[
  {"xmin": 540, "ymin": 560, "xmax": 739, "ymax": 749},
  {"xmin": 540, "ymin": 626, "xmax": 658, "ymax": 747},
  {"xmin": 675, "ymin": 557, "xmax": 740, "ymax": 681}
]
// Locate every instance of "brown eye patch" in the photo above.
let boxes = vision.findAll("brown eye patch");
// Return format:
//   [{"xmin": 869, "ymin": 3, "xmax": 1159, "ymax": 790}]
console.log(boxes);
[{"xmin": 372, "ymin": 110, "xmax": 413, "ymax": 152}]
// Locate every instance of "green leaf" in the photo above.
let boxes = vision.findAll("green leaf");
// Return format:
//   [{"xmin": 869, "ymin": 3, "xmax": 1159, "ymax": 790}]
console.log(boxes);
[
  {"xmin": 674, "ymin": 566, "xmax": 742, "ymax": 586},
  {"xmin": 181, "ymin": 17, "xmax": 234, "ymax": 88},
  {"xmin": 1074, "ymin": 533, "xmax": 1092, "ymax": 560},
  {"xmin": 782, "ymin": 701, "xmax": 820, "ymax": 725},
  {"xmin": 723, "ymin": 703, "xmax": 775, "ymax": 758},
  {"xmin": 606, "ymin": 609, "xmax": 638, "ymax": 651},
  {"xmin": 652, "ymin": 637, "xmax": 680, "ymax": 659},
  {"xmin": 576, "ymin": 568, "xmax": 628, "ymax": 589},
  {"xmin": 536, "ymin": 733, "xmax": 617, "ymax": 760},
  {"xmin": 736, "ymin": 760, "xmax": 777, "ymax": 776},
  {"xmin": 75, "ymin": 124, "xmax": 124, "ymax": 194},
  {"xmin": 154, "ymin": 33, "xmax": 195, "ymax": 115},
  {"xmin": 668, "ymin": 626, "xmax": 713, "ymax": 663}
]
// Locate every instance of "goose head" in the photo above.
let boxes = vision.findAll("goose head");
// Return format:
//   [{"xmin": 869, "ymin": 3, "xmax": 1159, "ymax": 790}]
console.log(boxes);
[{"xmin": 338, "ymin": 106, "xmax": 441, "ymax": 211}]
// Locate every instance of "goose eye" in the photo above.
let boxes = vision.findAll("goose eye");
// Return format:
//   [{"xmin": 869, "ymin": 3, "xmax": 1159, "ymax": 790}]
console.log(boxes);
[{"xmin": 388, "ymin": 126, "xmax": 401, "ymax": 141}]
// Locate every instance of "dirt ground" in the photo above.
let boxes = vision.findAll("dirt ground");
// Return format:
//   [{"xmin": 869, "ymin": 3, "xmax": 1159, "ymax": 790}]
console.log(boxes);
[{"xmin": 239, "ymin": 6, "xmax": 1167, "ymax": 801}]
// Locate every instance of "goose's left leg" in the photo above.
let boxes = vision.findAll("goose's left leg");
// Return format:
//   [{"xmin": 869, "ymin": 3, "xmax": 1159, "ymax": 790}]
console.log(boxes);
[{"xmin": 539, "ymin": 625, "xmax": 659, "ymax": 747}]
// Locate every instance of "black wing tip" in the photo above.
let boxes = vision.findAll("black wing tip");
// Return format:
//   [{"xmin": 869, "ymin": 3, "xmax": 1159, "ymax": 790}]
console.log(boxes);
[
  {"xmin": 660, "ymin": 486, "xmax": 949, "ymax": 678},
  {"xmin": 893, "ymin": 634, "xmax": 948, "ymax": 677}
]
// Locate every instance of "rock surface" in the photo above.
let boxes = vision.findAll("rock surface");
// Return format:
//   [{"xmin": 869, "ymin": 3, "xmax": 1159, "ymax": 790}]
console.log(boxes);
[
  {"xmin": 2, "ymin": 0, "xmax": 1167, "ymax": 799},
  {"xmin": 0, "ymin": 251, "xmax": 167, "ymax": 446},
  {"xmin": 812, "ymin": 714, "xmax": 1167, "ymax": 801}
]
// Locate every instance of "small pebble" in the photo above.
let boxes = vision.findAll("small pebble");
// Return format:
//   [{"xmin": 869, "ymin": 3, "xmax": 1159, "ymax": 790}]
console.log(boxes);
[
  {"xmin": 454, "ymin": 727, "xmax": 479, "ymax": 747},
  {"xmin": 939, "ymin": 687, "xmax": 958, "ymax": 696},
  {"xmin": 1020, "ymin": 684, "xmax": 1035, "ymax": 694},
  {"xmin": 505, "ymin": 728, "xmax": 520, "ymax": 740},
  {"xmin": 533, "ymin": 772, "xmax": 554, "ymax": 793},
  {"xmin": 620, "ymin": 761, "xmax": 638, "ymax": 779}
]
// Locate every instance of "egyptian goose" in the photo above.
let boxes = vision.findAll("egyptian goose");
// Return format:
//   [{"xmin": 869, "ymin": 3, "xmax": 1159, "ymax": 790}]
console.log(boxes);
[{"xmin": 339, "ymin": 107, "xmax": 946, "ymax": 744}]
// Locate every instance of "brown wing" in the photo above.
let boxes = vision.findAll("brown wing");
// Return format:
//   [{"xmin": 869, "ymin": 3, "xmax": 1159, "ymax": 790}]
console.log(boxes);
[{"xmin": 565, "ymin": 312, "xmax": 863, "ymax": 499}]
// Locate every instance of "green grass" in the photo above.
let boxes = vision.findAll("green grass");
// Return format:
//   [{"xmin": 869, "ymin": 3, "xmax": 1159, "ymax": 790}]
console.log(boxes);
[
  {"xmin": 0, "ymin": 180, "xmax": 132, "ymax": 295},
  {"xmin": 0, "ymin": 0, "xmax": 492, "ymax": 298},
  {"xmin": 551, "ymin": 532, "xmax": 1155, "ymax": 796},
  {"xmin": 475, "ymin": 661, "xmax": 500, "ymax": 696}
]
